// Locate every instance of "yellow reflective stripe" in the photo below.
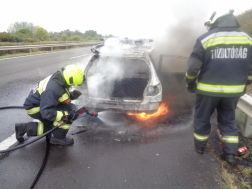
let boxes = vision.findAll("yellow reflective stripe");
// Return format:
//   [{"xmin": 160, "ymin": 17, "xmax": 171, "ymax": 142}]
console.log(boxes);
[
  {"xmin": 59, "ymin": 124, "xmax": 71, "ymax": 130},
  {"xmin": 38, "ymin": 75, "xmax": 52, "ymax": 95},
  {"xmin": 248, "ymin": 75, "xmax": 252, "ymax": 80},
  {"xmin": 37, "ymin": 122, "xmax": 44, "ymax": 136},
  {"xmin": 221, "ymin": 136, "xmax": 239, "ymax": 143},
  {"xmin": 55, "ymin": 111, "xmax": 63, "ymax": 122},
  {"xmin": 53, "ymin": 121, "xmax": 71, "ymax": 129},
  {"xmin": 26, "ymin": 107, "xmax": 40, "ymax": 114},
  {"xmin": 55, "ymin": 111, "xmax": 68, "ymax": 122},
  {"xmin": 194, "ymin": 132, "xmax": 209, "ymax": 141},
  {"xmin": 185, "ymin": 73, "xmax": 197, "ymax": 80},
  {"xmin": 58, "ymin": 93, "xmax": 69, "ymax": 102},
  {"xmin": 65, "ymin": 88, "xmax": 70, "ymax": 96},
  {"xmin": 201, "ymin": 31, "xmax": 250, "ymax": 44},
  {"xmin": 197, "ymin": 83, "xmax": 245, "ymax": 93},
  {"xmin": 202, "ymin": 36, "xmax": 251, "ymax": 49}
]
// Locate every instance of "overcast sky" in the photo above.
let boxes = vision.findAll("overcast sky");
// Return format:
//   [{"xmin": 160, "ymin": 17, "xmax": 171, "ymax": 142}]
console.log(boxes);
[{"xmin": 1, "ymin": 0, "xmax": 251, "ymax": 38}]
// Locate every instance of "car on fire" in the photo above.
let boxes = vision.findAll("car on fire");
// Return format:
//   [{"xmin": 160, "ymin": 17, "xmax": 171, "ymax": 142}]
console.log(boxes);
[{"xmin": 81, "ymin": 38, "xmax": 162, "ymax": 114}]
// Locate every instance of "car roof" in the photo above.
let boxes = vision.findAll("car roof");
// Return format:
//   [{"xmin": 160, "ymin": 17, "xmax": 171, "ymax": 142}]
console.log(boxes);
[{"xmin": 91, "ymin": 38, "xmax": 153, "ymax": 58}]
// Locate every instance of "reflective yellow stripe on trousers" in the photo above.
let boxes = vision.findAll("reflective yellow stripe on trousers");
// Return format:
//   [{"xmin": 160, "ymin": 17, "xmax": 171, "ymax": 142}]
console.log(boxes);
[
  {"xmin": 53, "ymin": 121, "xmax": 71, "ymax": 130},
  {"xmin": 221, "ymin": 136, "xmax": 239, "ymax": 143},
  {"xmin": 26, "ymin": 107, "xmax": 40, "ymax": 115},
  {"xmin": 194, "ymin": 132, "xmax": 209, "ymax": 141},
  {"xmin": 197, "ymin": 83, "xmax": 245, "ymax": 93}
]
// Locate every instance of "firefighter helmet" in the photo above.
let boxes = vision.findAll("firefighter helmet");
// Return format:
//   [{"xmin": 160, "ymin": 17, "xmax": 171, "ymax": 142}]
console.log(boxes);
[
  {"xmin": 63, "ymin": 65, "xmax": 84, "ymax": 86},
  {"xmin": 204, "ymin": 9, "xmax": 235, "ymax": 30}
]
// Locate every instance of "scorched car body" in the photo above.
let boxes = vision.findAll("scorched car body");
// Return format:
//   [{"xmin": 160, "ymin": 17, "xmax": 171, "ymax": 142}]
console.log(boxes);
[{"xmin": 82, "ymin": 38, "xmax": 162, "ymax": 114}]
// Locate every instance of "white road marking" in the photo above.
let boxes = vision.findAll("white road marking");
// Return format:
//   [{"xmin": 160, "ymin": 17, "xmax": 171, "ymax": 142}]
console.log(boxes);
[
  {"xmin": 69, "ymin": 53, "xmax": 92, "ymax": 59},
  {"xmin": 0, "ymin": 133, "xmax": 17, "ymax": 151}
]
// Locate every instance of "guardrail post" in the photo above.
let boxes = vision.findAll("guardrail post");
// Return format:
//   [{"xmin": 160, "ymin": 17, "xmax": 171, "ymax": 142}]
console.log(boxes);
[
  {"xmin": 243, "ymin": 116, "xmax": 252, "ymax": 137},
  {"xmin": 51, "ymin": 47, "xmax": 53, "ymax": 51},
  {"xmin": 30, "ymin": 49, "xmax": 32, "ymax": 53},
  {"xmin": 237, "ymin": 94, "xmax": 252, "ymax": 137}
]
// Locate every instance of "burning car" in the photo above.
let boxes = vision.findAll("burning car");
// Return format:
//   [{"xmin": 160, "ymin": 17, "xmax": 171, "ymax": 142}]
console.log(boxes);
[{"xmin": 81, "ymin": 38, "xmax": 162, "ymax": 114}]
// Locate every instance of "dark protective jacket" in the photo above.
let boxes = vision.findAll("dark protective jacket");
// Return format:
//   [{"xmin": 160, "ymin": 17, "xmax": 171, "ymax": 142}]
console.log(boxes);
[
  {"xmin": 186, "ymin": 14, "xmax": 252, "ymax": 97},
  {"xmin": 24, "ymin": 69, "xmax": 74, "ymax": 123}
]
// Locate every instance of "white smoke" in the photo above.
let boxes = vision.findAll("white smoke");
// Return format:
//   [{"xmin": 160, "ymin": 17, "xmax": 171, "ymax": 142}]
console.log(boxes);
[{"xmin": 87, "ymin": 57, "xmax": 125, "ymax": 98}]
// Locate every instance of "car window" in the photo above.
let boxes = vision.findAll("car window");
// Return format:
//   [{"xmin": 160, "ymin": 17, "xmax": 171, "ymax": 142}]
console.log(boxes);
[{"xmin": 86, "ymin": 57, "xmax": 150, "ymax": 98}]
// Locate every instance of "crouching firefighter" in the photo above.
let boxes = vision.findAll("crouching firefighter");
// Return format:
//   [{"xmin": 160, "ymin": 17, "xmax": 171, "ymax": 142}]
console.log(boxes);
[
  {"xmin": 15, "ymin": 65, "xmax": 84, "ymax": 145},
  {"xmin": 185, "ymin": 10, "xmax": 252, "ymax": 163}
]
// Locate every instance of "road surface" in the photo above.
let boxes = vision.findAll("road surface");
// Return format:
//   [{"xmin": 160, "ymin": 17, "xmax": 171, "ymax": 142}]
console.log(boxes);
[{"xmin": 0, "ymin": 48, "xmax": 222, "ymax": 189}]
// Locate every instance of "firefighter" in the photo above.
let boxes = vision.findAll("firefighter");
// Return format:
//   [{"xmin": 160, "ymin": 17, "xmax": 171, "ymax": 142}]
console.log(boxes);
[
  {"xmin": 15, "ymin": 65, "xmax": 84, "ymax": 145},
  {"xmin": 185, "ymin": 10, "xmax": 252, "ymax": 163}
]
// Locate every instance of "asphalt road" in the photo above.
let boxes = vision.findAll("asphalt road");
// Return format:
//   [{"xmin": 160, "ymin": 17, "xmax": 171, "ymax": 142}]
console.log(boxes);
[{"xmin": 0, "ymin": 48, "xmax": 222, "ymax": 189}]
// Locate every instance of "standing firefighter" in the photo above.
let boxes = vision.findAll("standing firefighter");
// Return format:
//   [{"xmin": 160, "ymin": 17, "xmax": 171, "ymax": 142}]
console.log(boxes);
[
  {"xmin": 15, "ymin": 65, "xmax": 84, "ymax": 145},
  {"xmin": 186, "ymin": 10, "xmax": 252, "ymax": 163}
]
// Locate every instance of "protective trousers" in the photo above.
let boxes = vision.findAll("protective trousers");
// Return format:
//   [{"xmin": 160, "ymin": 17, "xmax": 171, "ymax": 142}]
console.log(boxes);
[
  {"xmin": 26, "ymin": 103, "xmax": 76, "ymax": 139},
  {"xmin": 194, "ymin": 94, "xmax": 239, "ymax": 154}
]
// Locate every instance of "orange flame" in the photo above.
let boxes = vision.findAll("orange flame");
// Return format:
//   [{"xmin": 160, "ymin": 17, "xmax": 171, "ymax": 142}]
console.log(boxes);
[{"xmin": 127, "ymin": 103, "xmax": 168, "ymax": 119}]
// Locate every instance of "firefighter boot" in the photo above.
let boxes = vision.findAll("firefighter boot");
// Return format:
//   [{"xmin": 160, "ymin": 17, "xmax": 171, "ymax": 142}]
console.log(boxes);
[
  {"xmin": 195, "ymin": 145, "xmax": 204, "ymax": 154},
  {"xmin": 50, "ymin": 136, "xmax": 74, "ymax": 146},
  {"xmin": 15, "ymin": 123, "xmax": 28, "ymax": 143},
  {"xmin": 222, "ymin": 154, "xmax": 235, "ymax": 164}
]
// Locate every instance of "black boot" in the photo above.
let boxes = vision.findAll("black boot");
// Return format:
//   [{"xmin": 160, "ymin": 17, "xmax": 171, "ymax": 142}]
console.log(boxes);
[
  {"xmin": 222, "ymin": 154, "xmax": 235, "ymax": 164},
  {"xmin": 50, "ymin": 136, "xmax": 74, "ymax": 146},
  {"xmin": 195, "ymin": 145, "xmax": 204, "ymax": 154},
  {"xmin": 15, "ymin": 123, "xmax": 27, "ymax": 143}
]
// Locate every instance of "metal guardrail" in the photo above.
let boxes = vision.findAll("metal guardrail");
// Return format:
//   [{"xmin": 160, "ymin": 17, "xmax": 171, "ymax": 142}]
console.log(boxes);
[
  {"xmin": 237, "ymin": 94, "xmax": 252, "ymax": 137},
  {"xmin": 0, "ymin": 42, "xmax": 100, "ymax": 53}
]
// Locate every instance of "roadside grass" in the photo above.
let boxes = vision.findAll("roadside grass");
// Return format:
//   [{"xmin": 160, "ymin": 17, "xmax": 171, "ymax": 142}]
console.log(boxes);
[
  {"xmin": 237, "ymin": 165, "xmax": 252, "ymax": 177},
  {"xmin": 240, "ymin": 178, "xmax": 252, "ymax": 189},
  {"xmin": 208, "ymin": 108, "xmax": 252, "ymax": 188},
  {"xmin": 221, "ymin": 168, "xmax": 238, "ymax": 189},
  {"xmin": 0, "ymin": 46, "xmax": 88, "ymax": 59}
]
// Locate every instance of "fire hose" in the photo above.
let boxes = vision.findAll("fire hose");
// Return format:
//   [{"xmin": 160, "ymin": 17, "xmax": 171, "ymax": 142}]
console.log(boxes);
[{"xmin": 0, "ymin": 105, "xmax": 98, "ymax": 189}]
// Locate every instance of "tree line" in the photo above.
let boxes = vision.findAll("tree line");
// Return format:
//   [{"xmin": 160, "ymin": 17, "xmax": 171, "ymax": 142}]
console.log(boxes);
[
  {"xmin": 0, "ymin": 22, "xmax": 113, "ymax": 43},
  {"xmin": 1, "ymin": 8, "xmax": 251, "ymax": 43},
  {"xmin": 236, "ymin": 8, "xmax": 252, "ymax": 36}
]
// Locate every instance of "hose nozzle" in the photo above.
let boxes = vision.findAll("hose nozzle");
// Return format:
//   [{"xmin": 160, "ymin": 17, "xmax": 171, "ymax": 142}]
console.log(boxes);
[{"xmin": 86, "ymin": 110, "xmax": 98, "ymax": 117}]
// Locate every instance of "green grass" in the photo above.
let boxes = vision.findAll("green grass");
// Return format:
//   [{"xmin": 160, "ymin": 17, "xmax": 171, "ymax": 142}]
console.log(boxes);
[
  {"xmin": 221, "ymin": 168, "xmax": 238, "ymax": 189},
  {"xmin": 235, "ymin": 109, "xmax": 246, "ymax": 127},
  {"xmin": 240, "ymin": 178, "xmax": 251, "ymax": 189}
]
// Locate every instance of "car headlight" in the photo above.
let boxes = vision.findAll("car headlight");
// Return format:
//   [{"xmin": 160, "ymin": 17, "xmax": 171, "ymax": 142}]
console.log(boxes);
[{"xmin": 147, "ymin": 83, "xmax": 161, "ymax": 96}]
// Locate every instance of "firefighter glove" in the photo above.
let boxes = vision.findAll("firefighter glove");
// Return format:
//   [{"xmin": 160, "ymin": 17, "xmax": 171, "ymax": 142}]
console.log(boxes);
[
  {"xmin": 70, "ymin": 90, "xmax": 82, "ymax": 100},
  {"xmin": 186, "ymin": 82, "xmax": 197, "ymax": 93},
  {"xmin": 62, "ymin": 112, "xmax": 79, "ymax": 122}
]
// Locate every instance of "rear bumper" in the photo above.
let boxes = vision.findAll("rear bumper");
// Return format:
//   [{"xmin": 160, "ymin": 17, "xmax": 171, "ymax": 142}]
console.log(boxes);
[{"xmin": 85, "ymin": 101, "xmax": 160, "ymax": 114}]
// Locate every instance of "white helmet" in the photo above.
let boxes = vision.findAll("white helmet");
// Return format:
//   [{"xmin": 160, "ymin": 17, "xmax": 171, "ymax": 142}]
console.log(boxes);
[{"xmin": 204, "ymin": 10, "xmax": 235, "ymax": 31}]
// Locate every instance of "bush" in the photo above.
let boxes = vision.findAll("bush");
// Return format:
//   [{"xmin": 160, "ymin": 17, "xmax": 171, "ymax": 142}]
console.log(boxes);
[
  {"xmin": 34, "ymin": 27, "xmax": 49, "ymax": 41},
  {"xmin": 15, "ymin": 28, "xmax": 33, "ymax": 38},
  {"xmin": 0, "ymin": 32, "xmax": 23, "ymax": 42},
  {"xmin": 69, "ymin": 35, "xmax": 82, "ymax": 41},
  {"xmin": 236, "ymin": 8, "xmax": 252, "ymax": 36},
  {"xmin": 50, "ymin": 36, "xmax": 61, "ymax": 41},
  {"xmin": 61, "ymin": 34, "xmax": 68, "ymax": 41}
]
